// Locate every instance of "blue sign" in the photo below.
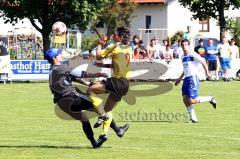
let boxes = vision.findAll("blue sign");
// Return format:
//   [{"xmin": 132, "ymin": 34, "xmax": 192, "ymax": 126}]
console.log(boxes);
[{"xmin": 10, "ymin": 60, "xmax": 51, "ymax": 74}]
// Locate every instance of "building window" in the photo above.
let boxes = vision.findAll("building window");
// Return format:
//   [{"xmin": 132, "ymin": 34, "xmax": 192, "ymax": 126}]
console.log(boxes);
[
  {"xmin": 199, "ymin": 18, "xmax": 210, "ymax": 32},
  {"xmin": 146, "ymin": 15, "xmax": 151, "ymax": 33},
  {"xmin": 96, "ymin": 19, "xmax": 104, "ymax": 28}
]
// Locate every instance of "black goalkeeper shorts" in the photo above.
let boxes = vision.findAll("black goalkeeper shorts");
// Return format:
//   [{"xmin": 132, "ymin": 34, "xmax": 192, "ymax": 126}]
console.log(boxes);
[{"xmin": 58, "ymin": 92, "xmax": 94, "ymax": 112}]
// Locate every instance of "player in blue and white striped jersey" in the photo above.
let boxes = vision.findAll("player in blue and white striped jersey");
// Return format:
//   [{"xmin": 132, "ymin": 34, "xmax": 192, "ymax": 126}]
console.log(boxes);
[{"xmin": 175, "ymin": 39, "xmax": 216, "ymax": 123}]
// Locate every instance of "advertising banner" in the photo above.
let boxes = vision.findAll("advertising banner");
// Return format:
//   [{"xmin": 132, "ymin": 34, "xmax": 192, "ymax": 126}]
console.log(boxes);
[
  {"xmin": 0, "ymin": 37, "xmax": 10, "ymax": 75},
  {"xmin": 10, "ymin": 60, "xmax": 51, "ymax": 80}
]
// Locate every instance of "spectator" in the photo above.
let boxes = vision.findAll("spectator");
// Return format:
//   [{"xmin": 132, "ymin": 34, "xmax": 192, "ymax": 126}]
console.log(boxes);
[
  {"xmin": 163, "ymin": 44, "xmax": 173, "ymax": 64},
  {"xmin": 147, "ymin": 39, "xmax": 157, "ymax": 60},
  {"xmin": 159, "ymin": 39, "xmax": 168, "ymax": 59},
  {"xmin": 130, "ymin": 35, "xmax": 139, "ymax": 52},
  {"xmin": 194, "ymin": 39, "xmax": 207, "ymax": 58},
  {"xmin": 133, "ymin": 40, "xmax": 147, "ymax": 60},
  {"xmin": 229, "ymin": 38, "xmax": 239, "ymax": 59},
  {"xmin": 89, "ymin": 49, "xmax": 95, "ymax": 60},
  {"xmin": 217, "ymin": 36, "xmax": 232, "ymax": 81},
  {"xmin": 183, "ymin": 25, "xmax": 195, "ymax": 51},
  {"xmin": 206, "ymin": 38, "xmax": 219, "ymax": 80},
  {"xmin": 153, "ymin": 37, "xmax": 161, "ymax": 58},
  {"xmin": 173, "ymin": 39, "xmax": 183, "ymax": 59},
  {"xmin": 229, "ymin": 38, "xmax": 240, "ymax": 79}
]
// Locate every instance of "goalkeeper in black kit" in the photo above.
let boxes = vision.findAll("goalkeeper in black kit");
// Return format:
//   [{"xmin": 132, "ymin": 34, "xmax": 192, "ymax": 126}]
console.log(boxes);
[{"xmin": 46, "ymin": 48, "xmax": 129, "ymax": 148}]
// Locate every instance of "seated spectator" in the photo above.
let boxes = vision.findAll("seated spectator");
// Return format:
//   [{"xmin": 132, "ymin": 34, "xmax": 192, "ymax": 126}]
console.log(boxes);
[
  {"xmin": 130, "ymin": 35, "xmax": 139, "ymax": 52},
  {"xmin": 163, "ymin": 44, "xmax": 173, "ymax": 64},
  {"xmin": 154, "ymin": 37, "xmax": 161, "ymax": 57},
  {"xmin": 194, "ymin": 39, "xmax": 206, "ymax": 58},
  {"xmin": 173, "ymin": 39, "xmax": 183, "ymax": 59},
  {"xmin": 159, "ymin": 39, "xmax": 168, "ymax": 59},
  {"xmin": 133, "ymin": 40, "xmax": 147, "ymax": 60},
  {"xmin": 147, "ymin": 38, "xmax": 157, "ymax": 60}
]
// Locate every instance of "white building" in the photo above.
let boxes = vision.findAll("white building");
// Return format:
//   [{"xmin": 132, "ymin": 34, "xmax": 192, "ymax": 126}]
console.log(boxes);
[
  {"xmin": 1, "ymin": 0, "xmax": 240, "ymax": 47},
  {"xmin": 129, "ymin": 0, "xmax": 240, "ymax": 44}
]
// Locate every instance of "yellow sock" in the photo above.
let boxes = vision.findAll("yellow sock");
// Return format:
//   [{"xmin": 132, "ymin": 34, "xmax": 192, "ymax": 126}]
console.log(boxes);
[
  {"xmin": 89, "ymin": 95, "xmax": 103, "ymax": 108},
  {"xmin": 102, "ymin": 111, "xmax": 113, "ymax": 135}
]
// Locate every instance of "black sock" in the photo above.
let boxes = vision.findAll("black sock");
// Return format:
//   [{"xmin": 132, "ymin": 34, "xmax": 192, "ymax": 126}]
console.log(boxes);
[
  {"xmin": 81, "ymin": 121, "xmax": 96, "ymax": 144},
  {"xmin": 110, "ymin": 119, "xmax": 120, "ymax": 133}
]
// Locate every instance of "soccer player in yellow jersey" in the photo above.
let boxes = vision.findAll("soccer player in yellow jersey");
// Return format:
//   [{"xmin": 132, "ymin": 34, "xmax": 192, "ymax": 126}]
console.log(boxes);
[{"xmin": 87, "ymin": 27, "xmax": 131, "ymax": 146}]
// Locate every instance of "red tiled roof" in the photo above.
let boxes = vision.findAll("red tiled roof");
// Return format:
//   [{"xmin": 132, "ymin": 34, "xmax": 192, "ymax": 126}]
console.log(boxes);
[
  {"xmin": 132, "ymin": 0, "xmax": 165, "ymax": 3},
  {"xmin": 118, "ymin": 0, "xmax": 165, "ymax": 3}
]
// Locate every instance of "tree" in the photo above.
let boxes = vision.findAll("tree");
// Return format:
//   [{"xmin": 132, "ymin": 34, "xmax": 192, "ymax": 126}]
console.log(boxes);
[
  {"xmin": 226, "ymin": 18, "xmax": 240, "ymax": 46},
  {"xmin": 0, "ymin": 0, "xmax": 108, "ymax": 57},
  {"xmin": 178, "ymin": 0, "xmax": 240, "ymax": 41},
  {"xmin": 92, "ymin": 0, "xmax": 137, "ymax": 37}
]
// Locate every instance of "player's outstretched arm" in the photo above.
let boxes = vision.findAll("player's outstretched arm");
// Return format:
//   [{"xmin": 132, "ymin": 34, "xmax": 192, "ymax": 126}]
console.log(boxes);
[
  {"xmin": 201, "ymin": 61, "xmax": 211, "ymax": 78},
  {"xmin": 94, "ymin": 62, "xmax": 113, "ymax": 68},
  {"xmin": 175, "ymin": 72, "xmax": 184, "ymax": 86},
  {"xmin": 96, "ymin": 37, "xmax": 107, "ymax": 60},
  {"xmin": 74, "ymin": 78, "xmax": 91, "ymax": 86}
]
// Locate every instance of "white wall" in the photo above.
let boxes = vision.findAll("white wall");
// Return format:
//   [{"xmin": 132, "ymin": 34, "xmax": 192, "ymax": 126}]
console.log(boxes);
[
  {"xmin": 166, "ymin": 0, "xmax": 220, "ymax": 40},
  {"xmin": 0, "ymin": 17, "xmax": 42, "ymax": 37},
  {"xmin": 130, "ymin": 3, "xmax": 168, "ymax": 45}
]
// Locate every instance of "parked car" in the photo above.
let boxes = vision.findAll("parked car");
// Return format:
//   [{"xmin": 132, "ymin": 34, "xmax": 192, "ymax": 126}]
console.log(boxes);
[
  {"xmin": 81, "ymin": 47, "xmax": 97, "ymax": 59},
  {"xmin": 195, "ymin": 37, "xmax": 220, "ymax": 47}
]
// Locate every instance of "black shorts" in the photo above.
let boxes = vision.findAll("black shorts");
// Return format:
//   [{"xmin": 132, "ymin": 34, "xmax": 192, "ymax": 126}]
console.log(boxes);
[
  {"xmin": 102, "ymin": 77, "xmax": 129, "ymax": 102},
  {"xmin": 56, "ymin": 92, "xmax": 94, "ymax": 112},
  {"xmin": 208, "ymin": 60, "xmax": 217, "ymax": 71}
]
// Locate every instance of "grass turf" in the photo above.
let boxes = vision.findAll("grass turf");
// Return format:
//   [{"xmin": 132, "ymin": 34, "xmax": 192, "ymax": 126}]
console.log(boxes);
[{"xmin": 0, "ymin": 81, "xmax": 239, "ymax": 159}]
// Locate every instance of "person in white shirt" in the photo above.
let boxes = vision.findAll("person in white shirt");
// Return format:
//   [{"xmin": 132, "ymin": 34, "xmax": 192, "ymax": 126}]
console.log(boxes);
[
  {"xmin": 173, "ymin": 39, "xmax": 183, "ymax": 59},
  {"xmin": 183, "ymin": 26, "xmax": 195, "ymax": 52},
  {"xmin": 147, "ymin": 38, "xmax": 157, "ymax": 60},
  {"xmin": 175, "ymin": 39, "xmax": 216, "ymax": 123},
  {"xmin": 159, "ymin": 39, "xmax": 168, "ymax": 59},
  {"xmin": 229, "ymin": 38, "xmax": 239, "ymax": 59},
  {"xmin": 163, "ymin": 44, "xmax": 173, "ymax": 64},
  {"xmin": 217, "ymin": 36, "xmax": 232, "ymax": 81},
  {"xmin": 229, "ymin": 38, "xmax": 239, "ymax": 78},
  {"xmin": 153, "ymin": 37, "xmax": 162, "ymax": 59}
]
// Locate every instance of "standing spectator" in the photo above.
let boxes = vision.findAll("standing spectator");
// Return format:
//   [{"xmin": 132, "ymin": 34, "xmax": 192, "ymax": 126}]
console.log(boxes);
[
  {"xmin": 183, "ymin": 26, "xmax": 195, "ymax": 51},
  {"xmin": 194, "ymin": 39, "xmax": 207, "ymax": 58},
  {"xmin": 229, "ymin": 38, "xmax": 239, "ymax": 59},
  {"xmin": 173, "ymin": 39, "xmax": 183, "ymax": 59},
  {"xmin": 229, "ymin": 38, "xmax": 239, "ymax": 78},
  {"xmin": 217, "ymin": 36, "xmax": 232, "ymax": 81},
  {"xmin": 147, "ymin": 38, "xmax": 157, "ymax": 60},
  {"xmin": 163, "ymin": 44, "xmax": 174, "ymax": 64},
  {"xmin": 206, "ymin": 38, "xmax": 219, "ymax": 80}
]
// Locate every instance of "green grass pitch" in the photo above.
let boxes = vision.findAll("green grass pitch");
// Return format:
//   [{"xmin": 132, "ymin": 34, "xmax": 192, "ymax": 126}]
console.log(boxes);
[{"xmin": 0, "ymin": 81, "xmax": 239, "ymax": 159}]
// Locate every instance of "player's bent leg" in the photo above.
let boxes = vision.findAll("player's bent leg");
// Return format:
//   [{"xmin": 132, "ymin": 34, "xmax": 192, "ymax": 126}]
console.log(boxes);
[
  {"xmin": 195, "ymin": 96, "xmax": 217, "ymax": 109},
  {"xmin": 94, "ymin": 111, "xmax": 113, "ymax": 148},
  {"xmin": 110, "ymin": 119, "xmax": 129, "ymax": 137},
  {"xmin": 79, "ymin": 112, "xmax": 98, "ymax": 148},
  {"xmin": 104, "ymin": 93, "xmax": 119, "ymax": 112},
  {"xmin": 93, "ymin": 94, "xmax": 118, "ymax": 128},
  {"xmin": 87, "ymin": 81, "xmax": 106, "ymax": 95},
  {"xmin": 57, "ymin": 99, "xmax": 98, "ymax": 148},
  {"xmin": 183, "ymin": 96, "xmax": 198, "ymax": 123}
]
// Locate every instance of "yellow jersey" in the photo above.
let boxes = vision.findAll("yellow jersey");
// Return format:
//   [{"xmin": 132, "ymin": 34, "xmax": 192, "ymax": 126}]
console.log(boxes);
[{"xmin": 101, "ymin": 43, "xmax": 132, "ymax": 79}]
